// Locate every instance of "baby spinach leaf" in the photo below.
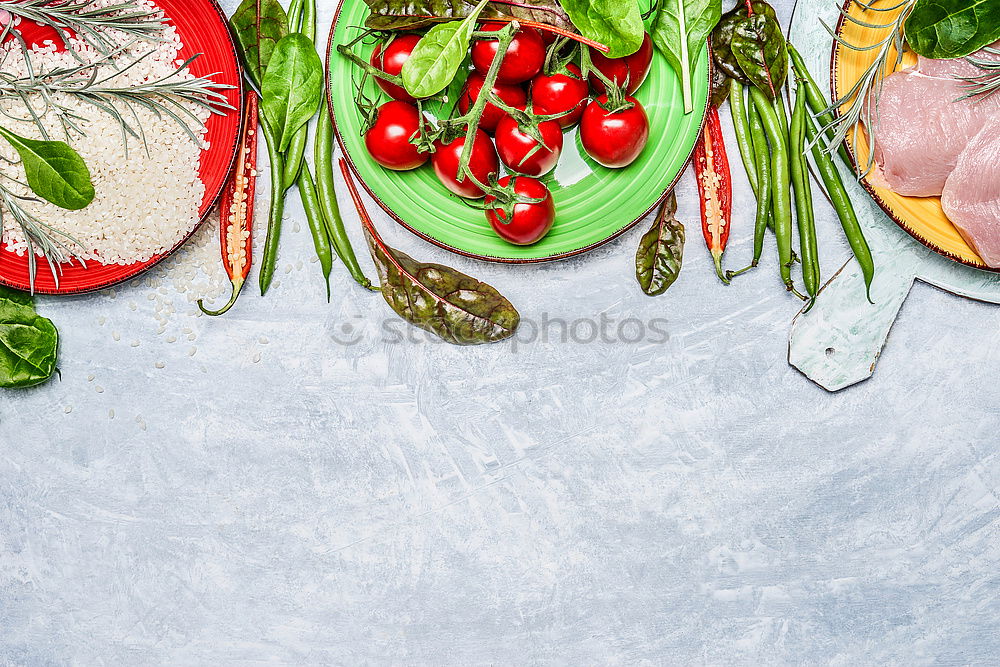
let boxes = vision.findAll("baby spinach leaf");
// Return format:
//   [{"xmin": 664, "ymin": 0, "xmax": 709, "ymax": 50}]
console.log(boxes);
[
  {"xmin": 261, "ymin": 33, "xmax": 324, "ymax": 152},
  {"xmin": 730, "ymin": 11, "xmax": 787, "ymax": 99},
  {"xmin": 651, "ymin": 0, "xmax": 721, "ymax": 113},
  {"xmin": 231, "ymin": 0, "xmax": 289, "ymax": 89},
  {"xmin": 0, "ymin": 285, "xmax": 58, "ymax": 389},
  {"xmin": 562, "ymin": 0, "xmax": 645, "ymax": 58},
  {"xmin": 711, "ymin": 0, "xmax": 776, "ymax": 84},
  {"xmin": 401, "ymin": 0, "xmax": 490, "ymax": 98},
  {"xmin": 364, "ymin": 225, "xmax": 520, "ymax": 345},
  {"xmin": 0, "ymin": 126, "xmax": 94, "ymax": 211},
  {"xmin": 906, "ymin": 0, "xmax": 1000, "ymax": 60},
  {"xmin": 636, "ymin": 193, "xmax": 685, "ymax": 296}
]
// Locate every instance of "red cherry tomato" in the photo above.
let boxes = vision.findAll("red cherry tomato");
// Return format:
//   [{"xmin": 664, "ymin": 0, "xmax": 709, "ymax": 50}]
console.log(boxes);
[
  {"xmin": 471, "ymin": 22, "xmax": 545, "ymax": 84},
  {"xmin": 370, "ymin": 34, "xmax": 422, "ymax": 102},
  {"xmin": 485, "ymin": 176, "xmax": 556, "ymax": 245},
  {"xmin": 364, "ymin": 101, "xmax": 428, "ymax": 171},
  {"xmin": 530, "ymin": 64, "xmax": 589, "ymax": 128},
  {"xmin": 495, "ymin": 115, "xmax": 563, "ymax": 177},
  {"xmin": 432, "ymin": 129, "xmax": 500, "ymax": 199},
  {"xmin": 458, "ymin": 72, "xmax": 528, "ymax": 134},
  {"xmin": 588, "ymin": 32, "xmax": 654, "ymax": 95},
  {"xmin": 580, "ymin": 95, "xmax": 650, "ymax": 169}
]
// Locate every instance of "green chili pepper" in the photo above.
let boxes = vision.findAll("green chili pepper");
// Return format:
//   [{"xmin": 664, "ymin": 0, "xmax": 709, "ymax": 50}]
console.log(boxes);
[
  {"xmin": 790, "ymin": 81, "xmax": 821, "ymax": 306},
  {"xmin": 803, "ymin": 111, "xmax": 875, "ymax": 303},
  {"xmin": 259, "ymin": 114, "xmax": 286, "ymax": 296},
  {"xmin": 729, "ymin": 80, "xmax": 758, "ymax": 196},
  {"xmin": 787, "ymin": 43, "xmax": 852, "ymax": 167},
  {"xmin": 750, "ymin": 87, "xmax": 804, "ymax": 299},
  {"xmin": 316, "ymin": 93, "xmax": 376, "ymax": 291},
  {"xmin": 298, "ymin": 163, "xmax": 334, "ymax": 300}
]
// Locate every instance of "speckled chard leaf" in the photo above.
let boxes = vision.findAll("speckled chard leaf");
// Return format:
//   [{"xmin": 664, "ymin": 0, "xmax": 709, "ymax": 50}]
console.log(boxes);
[
  {"xmin": 364, "ymin": 227, "xmax": 520, "ymax": 345},
  {"xmin": 635, "ymin": 193, "xmax": 685, "ymax": 296},
  {"xmin": 231, "ymin": 0, "xmax": 288, "ymax": 90},
  {"xmin": 0, "ymin": 285, "xmax": 58, "ymax": 389}
]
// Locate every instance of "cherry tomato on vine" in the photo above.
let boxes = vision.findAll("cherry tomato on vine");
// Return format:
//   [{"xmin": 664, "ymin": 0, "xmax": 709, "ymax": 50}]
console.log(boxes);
[
  {"xmin": 471, "ymin": 22, "xmax": 545, "ymax": 85},
  {"xmin": 530, "ymin": 63, "xmax": 589, "ymax": 128},
  {"xmin": 580, "ymin": 95, "xmax": 650, "ymax": 169},
  {"xmin": 458, "ymin": 72, "xmax": 528, "ymax": 134},
  {"xmin": 588, "ymin": 32, "xmax": 654, "ymax": 95},
  {"xmin": 495, "ymin": 115, "xmax": 563, "ymax": 177},
  {"xmin": 485, "ymin": 176, "xmax": 556, "ymax": 246},
  {"xmin": 432, "ymin": 129, "xmax": 500, "ymax": 199},
  {"xmin": 370, "ymin": 34, "xmax": 422, "ymax": 102},
  {"xmin": 364, "ymin": 101, "xmax": 428, "ymax": 171}
]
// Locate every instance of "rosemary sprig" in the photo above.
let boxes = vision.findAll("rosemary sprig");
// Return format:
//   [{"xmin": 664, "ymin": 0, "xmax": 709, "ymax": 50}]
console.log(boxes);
[
  {"xmin": 957, "ymin": 47, "xmax": 1000, "ymax": 102},
  {"xmin": 816, "ymin": 0, "xmax": 917, "ymax": 175},
  {"xmin": 0, "ymin": 0, "xmax": 165, "ymax": 60}
]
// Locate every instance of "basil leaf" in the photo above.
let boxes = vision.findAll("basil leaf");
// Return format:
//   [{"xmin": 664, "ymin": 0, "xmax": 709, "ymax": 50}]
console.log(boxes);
[
  {"xmin": 730, "ymin": 12, "xmax": 787, "ymax": 99},
  {"xmin": 401, "ymin": 0, "xmax": 490, "ymax": 98},
  {"xmin": 0, "ymin": 285, "xmax": 58, "ymax": 389},
  {"xmin": 231, "ymin": 0, "xmax": 289, "ymax": 90},
  {"xmin": 651, "ymin": 0, "xmax": 722, "ymax": 113},
  {"xmin": 562, "ymin": 0, "xmax": 645, "ymax": 59},
  {"xmin": 711, "ymin": 0, "xmax": 776, "ymax": 84},
  {"xmin": 364, "ymin": 226, "xmax": 520, "ymax": 345},
  {"xmin": 0, "ymin": 126, "xmax": 94, "ymax": 211},
  {"xmin": 906, "ymin": 0, "xmax": 1000, "ymax": 60},
  {"xmin": 635, "ymin": 193, "xmax": 685, "ymax": 296},
  {"xmin": 261, "ymin": 33, "xmax": 324, "ymax": 153}
]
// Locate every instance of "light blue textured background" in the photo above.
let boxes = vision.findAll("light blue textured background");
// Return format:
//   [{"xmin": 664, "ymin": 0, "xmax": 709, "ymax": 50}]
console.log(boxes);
[{"xmin": 2, "ymin": 0, "xmax": 999, "ymax": 664}]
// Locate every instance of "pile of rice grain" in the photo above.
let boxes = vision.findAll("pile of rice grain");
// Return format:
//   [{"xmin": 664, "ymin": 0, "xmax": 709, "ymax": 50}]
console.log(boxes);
[{"xmin": 0, "ymin": 0, "xmax": 211, "ymax": 266}]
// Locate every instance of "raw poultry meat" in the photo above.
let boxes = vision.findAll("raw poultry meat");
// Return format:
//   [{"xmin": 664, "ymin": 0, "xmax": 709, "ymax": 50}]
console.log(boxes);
[{"xmin": 868, "ymin": 43, "xmax": 1000, "ymax": 266}]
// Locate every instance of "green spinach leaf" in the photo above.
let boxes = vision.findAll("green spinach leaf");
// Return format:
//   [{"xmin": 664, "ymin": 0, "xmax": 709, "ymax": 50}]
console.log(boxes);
[
  {"xmin": 231, "ymin": 0, "xmax": 289, "ymax": 90},
  {"xmin": 730, "ymin": 11, "xmax": 787, "ymax": 99},
  {"xmin": 0, "ymin": 126, "xmax": 94, "ymax": 211},
  {"xmin": 651, "ymin": 0, "xmax": 721, "ymax": 113},
  {"xmin": 261, "ymin": 33, "xmax": 324, "ymax": 152},
  {"xmin": 0, "ymin": 285, "xmax": 58, "ymax": 389},
  {"xmin": 906, "ymin": 0, "xmax": 1000, "ymax": 60},
  {"xmin": 562, "ymin": 0, "xmax": 645, "ymax": 58},
  {"xmin": 364, "ymin": 223, "xmax": 520, "ymax": 345},
  {"xmin": 636, "ymin": 193, "xmax": 685, "ymax": 296},
  {"xmin": 401, "ymin": 0, "xmax": 490, "ymax": 98}
]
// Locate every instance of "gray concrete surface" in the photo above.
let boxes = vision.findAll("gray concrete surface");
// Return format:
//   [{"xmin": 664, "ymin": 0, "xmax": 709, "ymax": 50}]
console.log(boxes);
[{"xmin": 2, "ymin": 0, "xmax": 998, "ymax": 663}]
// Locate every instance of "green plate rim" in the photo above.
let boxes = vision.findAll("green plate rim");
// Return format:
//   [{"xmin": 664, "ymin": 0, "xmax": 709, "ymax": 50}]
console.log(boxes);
[{"xmin": 325, "ymin": 2, "xmax": 711, "ymax": 264}]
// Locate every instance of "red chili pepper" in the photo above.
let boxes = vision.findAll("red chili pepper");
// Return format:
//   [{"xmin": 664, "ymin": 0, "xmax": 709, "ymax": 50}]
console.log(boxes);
[
  {"xmin": 694, "ymin": 104, "xmax": 734, "ymax": 285},
  {"xmin": 199, "ymin": 94, "xmax": 259, "ymax": 316}
]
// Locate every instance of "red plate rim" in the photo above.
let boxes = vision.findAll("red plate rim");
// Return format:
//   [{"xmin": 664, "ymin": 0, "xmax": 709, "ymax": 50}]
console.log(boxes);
[{"xmin": 0, "ymin": 0, "xmax": 244, "ymax": 295}]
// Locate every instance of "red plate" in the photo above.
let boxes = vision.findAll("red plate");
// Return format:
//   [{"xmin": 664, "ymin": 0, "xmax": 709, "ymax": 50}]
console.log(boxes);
[{"xmin": 0, "ymin": 0, "xmax": 243, "ymax": 295}]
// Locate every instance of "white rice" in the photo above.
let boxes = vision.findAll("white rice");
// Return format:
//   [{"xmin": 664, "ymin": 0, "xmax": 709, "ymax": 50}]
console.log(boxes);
[{"xmin": 0, "ymin": 0, "xmax": 210, "ymax": 265}]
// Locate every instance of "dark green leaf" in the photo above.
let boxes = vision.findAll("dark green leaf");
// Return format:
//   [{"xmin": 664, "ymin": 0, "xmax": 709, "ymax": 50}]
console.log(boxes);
[
  {"xmin": 730, "ymin": 12, "xmax": 787, "ymax": 99},
  {"xmin": 636, "ymin": 193, "xmax": 685, "ymax": 296},
  {"xmin": 0, "ymin": 126, "xmax": 94, "ymax": 210},
  {"xmin": 711, "ymin": 0, "xmax": 776, "ymax": 84},
  {"xmin": 0, "ymin": 285, "xmax": 58, "ymax": 389},
  {"xmin": 261, "ymin": 33, "xmax": 324, "ymax": 152},
  {"xmin": 562, "ymin": 0, "xmax": 645, "ymax": 58},
  {"xmin": 363, "ymin": 0, "xmax": 571, "ymax": 31},
  {"xmin": 401, "ymin": 0, "xmax": 489, "ymax": 98},
  {"xmin": 231, "ymin": 0, "xmax": 289, "ymax": 89},
  {"xmin": 364, "ymin": 226, "xmax": 520, "ymax": 345},
  {"xmin": 906, "ymin": 0, "xmax": 1000, "ymax": 60},
  {"xmin": 709, "ymin": 60, "xmax": 731, "ymax": 107},
  {"xmin": 651, "ymin": 0, "xmax": 721, "ymax": 113}
]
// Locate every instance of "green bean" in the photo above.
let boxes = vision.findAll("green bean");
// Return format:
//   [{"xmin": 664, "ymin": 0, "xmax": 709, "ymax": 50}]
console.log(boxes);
[
  {"xmin": 280, "ymin": 0, "xmax": 316, "ymax": 191},
  {"xmin": 287, "ymin": 0, "xmax": 304, "ymax": 33},
  {"xmin": 750, "ymin": 87, "xmax": 804, "ymax": 299},
  {"xmin": 315, "ymin": 93, "xmax": 377, "ymax": 291},
  {"xmin": 788, "ymin": 43, "xmax": 852, "ymax": 167},
  {"xmin": 803, "ymin": 111, "xmax": 875, "ymax": 302},
  {"xmin": 259, "ymin": 114, "xmax": 286, "ymax": 296},
  {"xmin": 300, "ymin": 0, "xmax": 316, "ymax": 42},
  {"xmin": 729, "ymin": 80, "xmax": 758, "ymax": 196},
  {"xmin": 790, "ymin": 81, "xmax": 821, "ymax": 305},
  {"xmin": 298, "ymin": 164, "xmax": 334, "ymax": 301},
  {"xmin": 727, "ymin": 98, "xmax": 772, "ymax": 279}
]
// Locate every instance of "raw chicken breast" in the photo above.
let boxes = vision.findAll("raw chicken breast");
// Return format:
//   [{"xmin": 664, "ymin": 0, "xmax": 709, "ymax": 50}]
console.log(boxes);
[
  {"xmin": 917, "ymin": 40, "xmax": 1000, "ymax": 79},
  {"xmin": 869, "ymin": 70, "xmax": 998, "ymax": 197},
  {"xmin": 942, "ymin": 126, "xmax": 1000, "ymax": 266}
]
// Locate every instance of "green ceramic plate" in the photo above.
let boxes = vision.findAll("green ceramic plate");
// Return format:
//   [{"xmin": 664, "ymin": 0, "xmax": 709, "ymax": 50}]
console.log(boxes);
[{"xmin": 327, "ymin": 2, "xmax": 710, "ymax": 262}]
